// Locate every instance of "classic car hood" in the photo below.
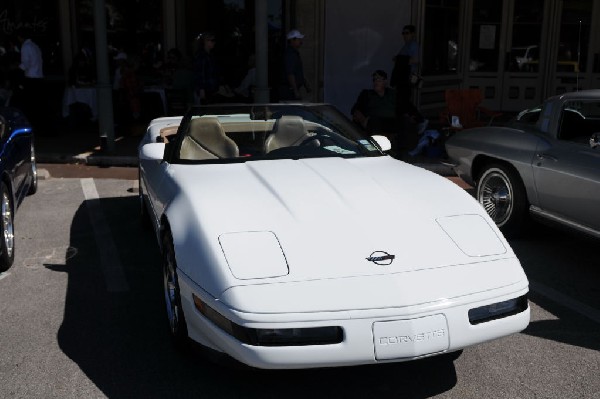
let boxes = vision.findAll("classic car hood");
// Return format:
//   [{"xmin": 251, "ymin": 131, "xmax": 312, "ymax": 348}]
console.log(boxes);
[{"xmin": 166, "ymin": 156, "xmax": 513, "ymax": 291}]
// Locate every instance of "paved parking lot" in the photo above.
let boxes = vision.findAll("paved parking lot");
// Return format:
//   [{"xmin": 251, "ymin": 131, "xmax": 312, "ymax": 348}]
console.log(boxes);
[{"xmin": 0, "ymin": 174, "xmax": 598, "ymax": 398}]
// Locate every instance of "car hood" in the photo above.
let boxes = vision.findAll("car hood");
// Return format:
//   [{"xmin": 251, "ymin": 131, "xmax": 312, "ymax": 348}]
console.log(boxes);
[{"xmin": 166, "ymin": 156, "xmax": 516, "ymax": 296}]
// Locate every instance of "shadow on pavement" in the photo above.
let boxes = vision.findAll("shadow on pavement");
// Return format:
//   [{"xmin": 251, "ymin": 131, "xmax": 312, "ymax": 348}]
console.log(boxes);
[
  {"xmin": 45, "ymin": 195, "xmax": 458, "ymax": 398},
  {"xmin": 509, "ymin": 224, "xmax": 600, "ymax": 352}
]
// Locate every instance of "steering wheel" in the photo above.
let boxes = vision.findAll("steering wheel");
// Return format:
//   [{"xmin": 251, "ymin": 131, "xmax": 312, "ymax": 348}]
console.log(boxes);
[{"xmin": 299, "ymin": 132, "xmax": 340, "ymax": 147}]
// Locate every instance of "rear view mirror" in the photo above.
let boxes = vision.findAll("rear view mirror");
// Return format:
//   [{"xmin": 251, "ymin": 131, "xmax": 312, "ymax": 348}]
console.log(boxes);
[
  {"xmin": 371, "ymin": 135, "xmax": 392, "ymax": 152},
  {"xmin": 140, "ymin": 142, "xmax": 166, "ymax": 161}
]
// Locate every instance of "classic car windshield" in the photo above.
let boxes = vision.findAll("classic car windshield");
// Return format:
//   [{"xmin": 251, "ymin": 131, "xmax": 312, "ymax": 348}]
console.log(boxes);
[
  {"xmin": 513, "ymin": 106, "xmax": 542, "ymax": 127},
  {"xmin": 171, "ymin": 104, "xmax": 384, "ymax": 163}
]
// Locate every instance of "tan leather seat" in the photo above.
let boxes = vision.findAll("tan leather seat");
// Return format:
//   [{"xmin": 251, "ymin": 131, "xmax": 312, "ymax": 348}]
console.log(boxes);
[
  {"xmin": 159, "ymin": 125, "xmax": 178, "ymax": 143},
  {"xmin": 180, "ymin": 117, "xmax": 239, "ymax": 160},
  {"xmin": 264, "ymin": 115, "xmax": 312, "ymax": 153}
]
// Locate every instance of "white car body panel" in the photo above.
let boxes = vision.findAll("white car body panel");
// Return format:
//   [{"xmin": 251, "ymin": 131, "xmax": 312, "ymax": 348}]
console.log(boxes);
[{"xmin": 139, "ymin": 108, "xmax": 529, "ymax": 369}]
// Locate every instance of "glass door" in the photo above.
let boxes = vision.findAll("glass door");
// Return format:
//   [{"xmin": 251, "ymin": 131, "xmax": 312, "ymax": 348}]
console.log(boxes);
[
  {"xmin": 463, "ymin": 0, "xmax": 506, "ymax": 111},
  {"xmin": 464, "ymin": 0, "xmax": 549, "ymax": 112},
  {"xmin": 500, "ymin": 0, "xmax": 548, "ymax": 111},
  {"xmin": 547, "ymin": 0, "xmax": 594, "ymax": 96}
]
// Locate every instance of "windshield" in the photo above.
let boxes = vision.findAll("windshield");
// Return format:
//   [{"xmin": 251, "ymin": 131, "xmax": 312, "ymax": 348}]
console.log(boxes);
[
  {"xmin": 169, "ymin": 104, "xmax": 384, "ymax": 163},
  {"xmin": 510, "ymin": 105, "xmax": 542, "ymax": 128}
]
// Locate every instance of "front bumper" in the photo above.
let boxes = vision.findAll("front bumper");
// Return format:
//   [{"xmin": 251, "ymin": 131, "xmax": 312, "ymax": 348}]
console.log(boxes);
[{"xmin": 178, "ymin": 270, "xmax": 529, "ymax": 369}]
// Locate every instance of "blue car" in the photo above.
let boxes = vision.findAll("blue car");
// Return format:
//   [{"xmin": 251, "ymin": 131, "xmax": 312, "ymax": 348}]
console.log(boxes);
[{"xmin": 0, "ymin": 106, "xmax": 37, "ymax": 272}]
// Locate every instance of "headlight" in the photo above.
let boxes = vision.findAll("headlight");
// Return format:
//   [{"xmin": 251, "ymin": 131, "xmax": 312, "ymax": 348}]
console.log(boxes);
[
  {"xmin": 193, "ymin": 293, "xmax": 343, "ymax": 346},
  {"xmin": 437, "ymin": 214, "xmax": 507, "ymax": 257},
  {"xmin": 219, "ymin": 231, "xmax": 289, "ymax": 279},
  {"xmin": 251, "ymin": 327, "xmax": 344, "ymax": 346}
]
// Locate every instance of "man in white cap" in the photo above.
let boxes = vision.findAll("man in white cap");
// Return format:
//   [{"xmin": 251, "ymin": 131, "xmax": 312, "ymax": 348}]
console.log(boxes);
[{"xmin": 279, "ymin": 29, "xmax": 311, "ymax": 101}]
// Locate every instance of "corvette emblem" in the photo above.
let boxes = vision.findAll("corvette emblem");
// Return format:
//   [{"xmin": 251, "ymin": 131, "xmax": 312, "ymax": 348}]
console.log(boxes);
[{"xmin": 366, "ymin": 251, "xmax": 395, "ymax": 265}]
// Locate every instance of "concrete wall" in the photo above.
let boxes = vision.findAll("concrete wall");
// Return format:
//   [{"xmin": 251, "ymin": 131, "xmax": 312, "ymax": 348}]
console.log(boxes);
[{"xmin": 295, "ymin": 0, "xmax": 412, "ymax": 116}]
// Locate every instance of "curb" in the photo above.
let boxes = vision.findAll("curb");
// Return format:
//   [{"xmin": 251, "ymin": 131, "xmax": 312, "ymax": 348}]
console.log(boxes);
[{"xmin": 38, "ymin": 153, "xmax": 138, "ymax": 167}]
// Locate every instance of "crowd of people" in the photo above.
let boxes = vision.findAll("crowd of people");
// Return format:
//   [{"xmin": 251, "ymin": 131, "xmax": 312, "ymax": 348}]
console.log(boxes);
[
  {"xmin": 0, "ymin": 27, "xmax": 48, "ymax": 133},
  {"xmin": 351, "ymin": 24, "xmax": 435, "ymax": 158},
  {"xmin": 2, "ymin": 24, "xmax": 436, "ymax": 156}
]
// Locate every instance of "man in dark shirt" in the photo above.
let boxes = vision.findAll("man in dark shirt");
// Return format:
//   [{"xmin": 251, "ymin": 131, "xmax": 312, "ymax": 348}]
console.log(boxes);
[
  {"xmin": 352, "ymin": 70, "xmax": 427, "ymax": 155},
  {"xmin": 351, "ymin": 70, "xmax": 398, "ymax": 133},
  {"xmin": 193, "ymin": 32, "xmax": 220, "ymax": 104},
  {"xmin": 279, "ymin": 29, "xmax": 311, "ymax": 101}
]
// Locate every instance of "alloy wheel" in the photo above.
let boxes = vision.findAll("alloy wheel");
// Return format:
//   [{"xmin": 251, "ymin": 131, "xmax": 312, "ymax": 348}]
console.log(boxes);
[
  {"xmin": 1, "ymin": 190, "xmax": 14, "ymax": 260},
  {"xmin": 478, "ymin": 169, "xmax": 513, "ymax": 227}
]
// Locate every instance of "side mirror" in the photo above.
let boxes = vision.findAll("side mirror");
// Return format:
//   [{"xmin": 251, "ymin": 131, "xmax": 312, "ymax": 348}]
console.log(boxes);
[
  {"xmin": 140, "ymin": 142, "xmax": 166, "ymax": 161},
  {"xmin": 371, "ymin": 135, "xmax": 392, "ymax": 152},
  {"xmin": 590, "ymin": 132, "xmax": 600, "ymax": 149}
]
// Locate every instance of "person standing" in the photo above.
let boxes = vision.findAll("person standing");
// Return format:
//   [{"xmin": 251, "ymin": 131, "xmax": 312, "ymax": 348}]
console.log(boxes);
[
  {"xmin": 193, "ymin": 32, "xmax": 220, "ymax": 104},
  {"xmin": 391, "ymin": 25, "xmax": 419, "ymax": 107},
  {"xmin": 279, "ymin": 29, "xmax": 311, "ymax": 101},
  {"xmin": 14, "ymin": 28, "xmax": 45, "ymax": 132},
  {"xmin": 17, "ymin": 28, "xmax": 43, "ymax": 80}
]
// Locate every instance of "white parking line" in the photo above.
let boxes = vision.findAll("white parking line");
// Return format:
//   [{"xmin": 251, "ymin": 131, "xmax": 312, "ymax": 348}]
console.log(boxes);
[
  {"xmin": 80, "ymin": 178, "xmax": 129, "ymax": 292},
  {"xmin": 0, "ymin": 272, "xmax": 9, "ymax": 281},
  {"xmin": 530, "ymin": 280, "xmax": 600, "ymax": 324}
]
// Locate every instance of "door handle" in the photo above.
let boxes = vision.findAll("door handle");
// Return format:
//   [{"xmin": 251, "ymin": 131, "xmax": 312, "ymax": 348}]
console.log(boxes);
[{"xmin": 536, "ymin": 153, "xmax": 558, "ymax": 162}]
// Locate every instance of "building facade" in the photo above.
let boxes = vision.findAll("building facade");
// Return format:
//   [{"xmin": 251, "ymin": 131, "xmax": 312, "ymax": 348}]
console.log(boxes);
[{"xmin": 1, "ymin": 0, "xmax": 599, "ymax": 117}]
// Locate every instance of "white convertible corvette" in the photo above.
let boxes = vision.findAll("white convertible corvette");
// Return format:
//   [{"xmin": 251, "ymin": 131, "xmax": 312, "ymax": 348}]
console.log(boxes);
[{"xmin": 138, "ymin": 103, "xmax": 529, "ymax": 369}]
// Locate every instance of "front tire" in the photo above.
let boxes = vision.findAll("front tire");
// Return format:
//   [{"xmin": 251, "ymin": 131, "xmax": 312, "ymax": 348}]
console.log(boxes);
[
  {"xmin": 162, "ymin": 227, "xmax": 188, "ymax": 347},
  {"xmin": 0, "ymin": 182, "xmax": 15, "ymax": 272},
  {"xmin": 477, "ymin": 163, "xmax": 528, "ymax": 237}
]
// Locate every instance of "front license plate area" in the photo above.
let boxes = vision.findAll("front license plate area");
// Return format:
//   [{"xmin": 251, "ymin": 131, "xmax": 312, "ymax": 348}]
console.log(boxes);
[{"xmin": 373, "ymin": 315, "xmax": 449, "ymax": 360}]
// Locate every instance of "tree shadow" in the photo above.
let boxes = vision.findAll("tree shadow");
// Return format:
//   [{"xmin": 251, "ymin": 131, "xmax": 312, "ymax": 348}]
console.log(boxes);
[{"xmin": 48, "ymin": 196, "xmax": 457, "ymax": 398}]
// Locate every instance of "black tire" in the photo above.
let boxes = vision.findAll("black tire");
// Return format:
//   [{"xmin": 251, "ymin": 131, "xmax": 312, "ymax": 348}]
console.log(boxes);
[
  {"xmin": 27, "ymin": 141, "xmax": 38, "ymax": 195},
  {"xmin": 477, "ymin": 163, "xmax": 528, "ymax": 237},
  {"xmin": 0, "ymin": 182, "xmax": 15, "ymax": 272},
  {"xmin": 162, "ymin": 227, "xmax": 188, "ymax": 347}
]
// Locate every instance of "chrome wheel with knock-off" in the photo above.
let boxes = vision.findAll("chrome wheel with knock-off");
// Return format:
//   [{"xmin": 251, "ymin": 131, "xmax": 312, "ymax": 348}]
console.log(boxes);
[{"xmin": 477, "ymin": 163, "xmax": 527, "ymax": 237}]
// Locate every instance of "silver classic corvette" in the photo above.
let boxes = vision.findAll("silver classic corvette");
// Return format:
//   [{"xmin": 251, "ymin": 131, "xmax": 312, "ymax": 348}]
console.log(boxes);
[{"xmin": 445, "ymin": 89, "xmax": 600, "ymax": 238}]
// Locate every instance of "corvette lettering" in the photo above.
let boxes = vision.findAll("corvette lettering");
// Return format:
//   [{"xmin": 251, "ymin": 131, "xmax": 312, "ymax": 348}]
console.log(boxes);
[
  {"xmin": 378, "ymin": 329, "xmax": 446, "ymax": 345},
  {"xmin": 366, "ymin": 251, "xmax": 395, "ymax": 265}
]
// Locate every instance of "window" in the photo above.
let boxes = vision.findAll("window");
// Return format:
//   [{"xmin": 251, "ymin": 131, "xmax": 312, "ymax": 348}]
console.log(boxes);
[
  {"xmin": 557, "ymin": 1, "xmax": 592, "ymax": 73},
  {"xmin": 558, "ymin": 101, "xmax": 600, "ymax": 142},
  {"xmin": 74, "ymin": 0, "xmax": 164, "ymax": 82},
  {"xmin": 0, "ymin": 1, "xmax": 63, "ymax": 76},
  {"xmin": 422, "ymin": 0, "xmax": 460, "ymax": 75},
  {"xmin": 184, "ymin": 0, "xmax": 284, "ymax": 90},
  {"xmin": 508, "ymin": 0, "xmax": 544, "ymax": 72},
  {"xmin": 469, "ymin": 0, "xmax": 503, "ymax": 72}
]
